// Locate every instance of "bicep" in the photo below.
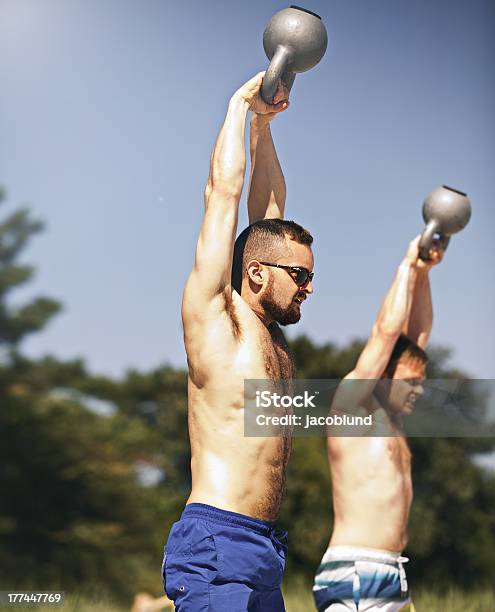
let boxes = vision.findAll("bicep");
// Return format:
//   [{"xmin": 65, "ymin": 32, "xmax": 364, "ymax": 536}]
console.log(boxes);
[
  {"xmin": 331, "ymin": 371, "xmax": 376, "ymax": 418},
  {"xmin": 181, "ymin": 277, "xmax": 238, "ymax": 386},
  {"xmin": 354, "ymin": 330, "xmax": 397, "ymax": 379},
  {"xmin": 414, "ymin": 330, "xmax": 430, "ymax": 351},
  {"xmin": 332, "ymin": 332, "xmax": 398, "ymax": 411},
  {"xmin": 193, "ymin": 188, "xmax": 239, "ymax": 300},
  {"xmin": 182, "ymin": 267, "xmax": 231, "ymax": 332},
  {"xmin": 248, "ymin": 203, "xmax": 284, "ymax": 224}
]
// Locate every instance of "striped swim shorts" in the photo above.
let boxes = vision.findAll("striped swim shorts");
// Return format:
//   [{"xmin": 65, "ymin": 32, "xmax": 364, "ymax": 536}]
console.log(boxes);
[{"xmin": 313, "ymin": 546, "xmax": 415, "ymax": 611}]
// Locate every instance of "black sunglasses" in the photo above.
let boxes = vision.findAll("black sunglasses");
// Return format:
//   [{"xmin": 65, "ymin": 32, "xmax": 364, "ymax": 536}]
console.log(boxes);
[{"xmin": 260, "ymin": 262, "xmax": 314, "ymax": 287}]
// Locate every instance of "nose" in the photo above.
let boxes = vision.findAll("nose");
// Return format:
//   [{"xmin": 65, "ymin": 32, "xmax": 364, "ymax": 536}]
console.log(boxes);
[
  {"xmin": 414, "ymin": 382, "xmax": 424, "ymax": 397},
  {"xmin": 301, "ymin": 279, "xmax": 314, "ymax": 294}
]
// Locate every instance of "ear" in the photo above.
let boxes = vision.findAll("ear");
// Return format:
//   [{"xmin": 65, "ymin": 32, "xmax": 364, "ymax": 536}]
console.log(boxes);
[{"xmin": 246, "ymin": 260, "xmax": 266, "ymax": 287}]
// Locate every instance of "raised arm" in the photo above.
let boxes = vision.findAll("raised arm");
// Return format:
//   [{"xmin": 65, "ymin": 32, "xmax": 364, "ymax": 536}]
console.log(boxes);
[
  {"xmin": 182, "ymin": 73, "xmax": 287, "ymax": 325},
  {"xmin": 404, "ymin": 240, "xmax": 444, "ymax": 349},
  {"xmin": 333, "ymin": 237, "xmax": 421, "ymax": 412},
  {"xmin": 187, "ymin": 92, "xmax": 249, "ymax": 306},
  {"xmin": 403, "ymin": 270, "xmax": 432, "ymax": 349},
  {"xmin": 247, "ymin": 82, "xmax": 289, "ymax": 223}
]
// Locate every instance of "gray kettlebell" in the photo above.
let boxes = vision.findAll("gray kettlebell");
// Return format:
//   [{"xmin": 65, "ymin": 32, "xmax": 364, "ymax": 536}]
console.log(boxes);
[
  {"xmin": 261, "ymin": 5, "xmax": 328, "ymax": 104},
  {"xmin": 418, "ymin": 185, "xmax": 471, "ymax": 261}
]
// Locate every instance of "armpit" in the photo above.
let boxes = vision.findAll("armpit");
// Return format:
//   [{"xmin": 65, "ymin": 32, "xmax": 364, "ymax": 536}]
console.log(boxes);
[{"xmin": 223, "ymin": 288, "xmax": 242, "ymax": 340}]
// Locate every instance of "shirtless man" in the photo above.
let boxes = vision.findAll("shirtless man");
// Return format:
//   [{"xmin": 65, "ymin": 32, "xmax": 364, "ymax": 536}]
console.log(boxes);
[
  {"xmin": 313, "ymin": 237, "xmax": 443, "ymax": 612},
  {"xmin": 162, "ymin": 72, "xmax": 314, "ymax": 611}
]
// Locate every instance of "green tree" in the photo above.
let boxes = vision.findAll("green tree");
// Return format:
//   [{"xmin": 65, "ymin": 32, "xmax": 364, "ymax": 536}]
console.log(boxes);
[
  {"xmin": 77, "ymin": 362, "xmax": 192, "ymax": 525},
  {"xmin": 0, "ymin": 191, "xmax": 164, "ymax": 600},
  {"xmin": 0, "ymin": 188, "xmax": 60, "ymax": 350}
]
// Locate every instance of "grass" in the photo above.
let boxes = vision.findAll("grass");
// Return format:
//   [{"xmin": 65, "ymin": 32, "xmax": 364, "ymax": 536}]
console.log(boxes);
[
  {"xmin": 412, "ymin": 588, "xmax": 495, "ymax": 612},
  {"xmin": 1, "ymin": 587, "xmax": 494, "ymax": 611}
]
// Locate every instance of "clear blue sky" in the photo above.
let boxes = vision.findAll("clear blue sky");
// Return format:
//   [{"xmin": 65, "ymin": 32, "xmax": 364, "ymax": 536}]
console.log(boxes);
[{"xmin": 1, "ymin": 0, "xmax": 494, "ymax": 378}]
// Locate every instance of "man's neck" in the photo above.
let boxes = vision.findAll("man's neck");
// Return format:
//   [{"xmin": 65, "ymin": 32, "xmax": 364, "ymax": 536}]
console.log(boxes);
[{"xmin": 241, "ymin": 289, "xmax": 274, "ymax": 327}]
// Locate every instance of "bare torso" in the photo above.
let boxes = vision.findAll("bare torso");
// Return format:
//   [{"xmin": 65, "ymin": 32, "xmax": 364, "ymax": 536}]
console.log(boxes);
[
  {"xmin": 328, "ymin": 403, "xmax": 412, "ymax": 552},
  {"xmin": 185, "ymin": 290, "xmax": 293, "ymax": 521}
]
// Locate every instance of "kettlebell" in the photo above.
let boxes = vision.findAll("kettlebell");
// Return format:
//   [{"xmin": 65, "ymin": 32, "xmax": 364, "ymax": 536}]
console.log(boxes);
[
  {"xmin": 261, "ymin": 5, "xmax": 328, "ymax": 104},
  {"xmin": 419, "ymin": 185, "xmax": 471, "ymax": 261}
]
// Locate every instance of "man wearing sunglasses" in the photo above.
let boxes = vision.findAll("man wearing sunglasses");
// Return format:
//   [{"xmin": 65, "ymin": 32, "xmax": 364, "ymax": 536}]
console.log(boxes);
[
  {"xmin": 313, "ymin": 236, "xmax": 444, "ymax": 612},
  {"xmin": 162, "ymin": 72, "xmax": 314, "ymax": 611}
]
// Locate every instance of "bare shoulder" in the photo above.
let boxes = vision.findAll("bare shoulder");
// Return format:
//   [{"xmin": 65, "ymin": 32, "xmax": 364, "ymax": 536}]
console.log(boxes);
[
  {"xmin": 331, "ymin": 370, "xmax": 365, "ymax": 411},
  {"xmin": 182, "ymin": 281, "xmax": 251, "ymax": 384},
  {"xmin": 331, "ymin": 365, "xmax": 382, "ymax": 422},
  {"xmin": 182, "ymin": 269, "xmax": 240, "ymax": 334}
]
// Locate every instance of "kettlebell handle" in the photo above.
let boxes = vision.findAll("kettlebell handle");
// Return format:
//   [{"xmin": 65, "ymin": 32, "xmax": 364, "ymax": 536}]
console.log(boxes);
[
  {"xmin": 261, "ymin": 45, "xmax": 295, "ymax": 104},
  {"xmin": 418, "ymin": 219, "xmax": 450, "ymax": 261}
]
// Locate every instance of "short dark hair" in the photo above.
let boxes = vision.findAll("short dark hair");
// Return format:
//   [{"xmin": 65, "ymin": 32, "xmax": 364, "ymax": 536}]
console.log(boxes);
[
  {"xmin": 385, "ymin": 333, "xmax": 428, "ymax": 377},
  {"xmin": 231, "ymin": 219, "xmax": 313, "ymax": 292}
]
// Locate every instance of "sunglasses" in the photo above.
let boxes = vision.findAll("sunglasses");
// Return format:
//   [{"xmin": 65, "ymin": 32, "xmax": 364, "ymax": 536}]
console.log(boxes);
[
  {"xmin": 260, "ymin": 262, "xmax": 314, "ymax": 287},
  {"xmin": 403, "ymin": 379, "xmax": 425, "ymax": 387}
]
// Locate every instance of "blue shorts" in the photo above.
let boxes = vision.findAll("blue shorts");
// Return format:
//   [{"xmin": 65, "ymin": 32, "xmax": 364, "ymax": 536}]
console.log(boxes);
[{"xmin": 162, "ymin": 503, "xmax": 288, "ymax": 611}]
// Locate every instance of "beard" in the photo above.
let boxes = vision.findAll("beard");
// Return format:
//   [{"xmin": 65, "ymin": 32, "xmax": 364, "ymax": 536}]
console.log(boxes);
[
  {"xmin": 374, "ymin": 380, "xmax": 415, "ymax": 415},
  {"xmin": 261, "ymin": 277, "xmax": 301, "ymax": 326}
]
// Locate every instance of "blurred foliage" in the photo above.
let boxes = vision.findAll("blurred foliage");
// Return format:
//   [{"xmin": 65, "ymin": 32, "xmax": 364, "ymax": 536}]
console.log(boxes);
[
  {"xmin": 0, "ymin": 190, "xmax": 494, "ymax": 601},
  {"xmin": 0, "ymin": 191, "xmax": 166, "ymax": 599}
]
